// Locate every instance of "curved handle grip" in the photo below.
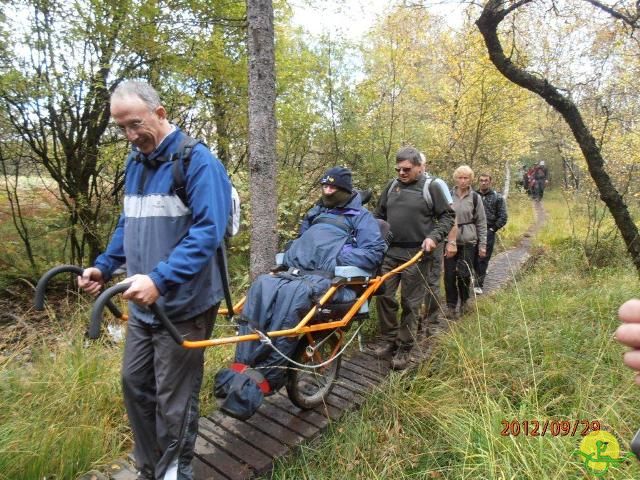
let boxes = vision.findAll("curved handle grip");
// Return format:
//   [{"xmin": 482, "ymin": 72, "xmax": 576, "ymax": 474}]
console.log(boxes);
[
  {"xmin": 88, "ymin": 283, "xmax": 130, "ymax": 339},
  {"xmin": 34, "ymin": 265, "xmax": 123, "ymax": 320},
  {"xmin": 34, "ymin": 265, "xmax": 83, "ymax": 310},
  {"xmin": 88, "ymin": 285, "xmax": 183, "ymax": 345}
]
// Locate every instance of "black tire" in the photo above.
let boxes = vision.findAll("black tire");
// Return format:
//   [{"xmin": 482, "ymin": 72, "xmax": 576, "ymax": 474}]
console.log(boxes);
[{"xmin": 286, "ymin": 330, "xmax": 342, "ymax": 409}]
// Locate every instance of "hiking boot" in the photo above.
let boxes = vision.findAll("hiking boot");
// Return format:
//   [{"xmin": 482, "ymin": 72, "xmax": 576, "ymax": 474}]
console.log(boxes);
[
  {"xmin": 372, "ymin": 342, "xmax": 396, "ymax": 358},
  {"xmin": 390, "ymin": 348, "xmax": 412, "ymax": 370},
  {"xmin": 136, "ymin": 469, "xmax": 155, "ymax": 480},
  {"xmin": 444, "ymin": 305, "xmax": 459, "ymax": 320}
]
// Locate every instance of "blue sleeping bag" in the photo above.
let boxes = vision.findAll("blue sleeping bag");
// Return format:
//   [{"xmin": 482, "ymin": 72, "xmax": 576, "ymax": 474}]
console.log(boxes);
[{"xmin": 214, "ymin": 193, "xmax": 385, "ymax": 419}]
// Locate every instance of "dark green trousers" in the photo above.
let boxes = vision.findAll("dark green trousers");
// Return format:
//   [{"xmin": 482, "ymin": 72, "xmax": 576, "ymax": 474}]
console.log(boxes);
[{"xmin": 376, "ymin": 247, "xmax": 433, "ymax": 348}]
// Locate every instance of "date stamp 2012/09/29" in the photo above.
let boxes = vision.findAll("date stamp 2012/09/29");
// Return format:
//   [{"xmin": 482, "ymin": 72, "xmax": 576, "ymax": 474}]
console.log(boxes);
[{"xmin": 500, "ymin": 419, "xmax": 601, "ymax": 437}]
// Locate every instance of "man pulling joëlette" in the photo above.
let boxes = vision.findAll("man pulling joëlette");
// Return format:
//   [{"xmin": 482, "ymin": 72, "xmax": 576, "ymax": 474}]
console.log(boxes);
[
  {"xmin": 374, "ymin": 146, "xmax": 455, "ymax": 370},
  {"xmin": 78, "ymin": 80, "xmax": 231, "ymax": 480}
]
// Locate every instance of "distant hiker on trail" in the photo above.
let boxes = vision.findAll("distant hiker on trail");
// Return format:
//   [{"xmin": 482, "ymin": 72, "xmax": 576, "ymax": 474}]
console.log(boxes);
[
  {"xmin": 473, "ymin": 173, "xmax": 508, "ymax": 294},
  {"xmin": 615, "ymin": 299, "xmax": 640, "ymax": 385},
  {"xmin": 444, "ymin": 165, "xmax": 487, "ymax": 318},
  {"xmin": 373, "ymin": 146, "xmax": 455, "ymax": 370},
  {"xmin": 526, "ymin": 164, "xmax": 536, "ymax": 197},
  {"xmin": 531, "ymin": 160, "xmax": 549, "ymax": 200},
  {"xmin": 77, "ymin": 80, "xmax": 231, "ymax": 480}
]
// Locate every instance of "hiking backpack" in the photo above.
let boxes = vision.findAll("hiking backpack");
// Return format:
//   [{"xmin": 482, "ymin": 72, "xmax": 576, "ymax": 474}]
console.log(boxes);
[
  {"xmin": 171, "ymin": 135, "xmax": 241, "ymax": 238},
  {"xmin": 387, "ymin": 173, "xmax": 452, "ymax": 211}
]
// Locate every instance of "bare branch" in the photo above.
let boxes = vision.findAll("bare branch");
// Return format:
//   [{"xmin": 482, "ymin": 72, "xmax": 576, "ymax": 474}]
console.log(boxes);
[{"xmin": 583, "ymin": 0, "xmax": 639, "ymax": 28}]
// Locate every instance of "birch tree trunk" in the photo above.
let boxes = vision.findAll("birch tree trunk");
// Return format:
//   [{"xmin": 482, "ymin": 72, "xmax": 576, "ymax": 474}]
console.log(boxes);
[
  {"xmin": 246, "ymin": 0, "xmax": 278, "ymax": 278},
  {"xmin": 503, "ymin": 161, "xmax": 510, "ymax": 201}
]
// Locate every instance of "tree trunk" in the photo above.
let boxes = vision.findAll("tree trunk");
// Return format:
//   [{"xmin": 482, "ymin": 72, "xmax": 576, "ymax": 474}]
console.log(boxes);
[
  {"xmin": 246, "ymin": 0, "xmax": 278, "ymax": 278},
  {"xmin": 503, "ymin": 161, "xmax": 510, "ymax": 200},
  {"xmin": 476, "ymin": 0, "xmax": 640, "ymax": 275}
]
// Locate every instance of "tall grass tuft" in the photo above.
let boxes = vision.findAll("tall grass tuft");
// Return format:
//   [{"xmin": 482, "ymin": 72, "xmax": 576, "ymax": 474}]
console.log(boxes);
[{"xmin": 0, "ymin": 316, "xmax": 124, "ymax": 479}]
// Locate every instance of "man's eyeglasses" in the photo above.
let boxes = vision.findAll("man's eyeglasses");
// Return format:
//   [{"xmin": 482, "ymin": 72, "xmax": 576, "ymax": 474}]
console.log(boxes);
[
  {"xmin": 394, "ymin": 166, "xmax": 413, "ymax": 173},
  {"xmin": 116, "ymin": 120, "xmax": 145, "ymax": 134}
]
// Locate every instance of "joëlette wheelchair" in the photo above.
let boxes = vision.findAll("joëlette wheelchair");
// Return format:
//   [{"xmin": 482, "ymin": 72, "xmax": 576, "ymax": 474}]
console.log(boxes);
[{"xmin": 33, "ymin": 247, "xmax": 424, "ymax": 411}]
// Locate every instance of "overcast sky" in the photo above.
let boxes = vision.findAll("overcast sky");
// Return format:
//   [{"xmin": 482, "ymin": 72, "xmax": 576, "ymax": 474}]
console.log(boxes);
[{"xmin": 290, "ymin": 0, "xmax": 466, "ymax": 40}]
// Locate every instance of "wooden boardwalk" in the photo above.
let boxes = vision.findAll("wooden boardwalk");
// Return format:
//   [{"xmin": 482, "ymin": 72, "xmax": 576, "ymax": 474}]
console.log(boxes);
[
  {"xmin": 191, "ymin": 351, "xmax": 392, "ymax": 479},
  {"xmin": 103, "ymin": 350, "xmax": 395, "ymax": 480},
  {"xmin": 98, "ymin": 201, "xmax": 544, "ymax": 480}
]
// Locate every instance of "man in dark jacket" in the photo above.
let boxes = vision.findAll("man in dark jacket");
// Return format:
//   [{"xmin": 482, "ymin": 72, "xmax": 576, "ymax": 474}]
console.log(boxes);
[
  {"xmin": 374, "ymin": 147, "xmax": 455, "ymax": 370},
  {"xmin": 78, "ymin": 80, "xmax": 231, "ymax": 479},
  {"xmin": 473, "ymin": 173, "xmax": 508, "ymax": 293}
]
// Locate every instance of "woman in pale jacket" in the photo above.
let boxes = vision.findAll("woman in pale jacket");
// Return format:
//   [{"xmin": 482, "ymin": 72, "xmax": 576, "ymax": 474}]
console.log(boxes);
[{"xmin": 444, "ymin": 165, "xmax": 487, "ymax": 317}]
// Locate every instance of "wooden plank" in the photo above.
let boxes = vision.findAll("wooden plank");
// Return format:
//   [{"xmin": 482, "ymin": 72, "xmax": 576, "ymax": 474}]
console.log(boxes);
[
  {"xmin": 343, "ymin": 356, "xmax": 387, "ymax": 379},
  {"xmin": 256, "ymin": 401, "xmax": 319, "ymax": 439},
  {"xmin": 313, "ymin": 401, "xmax": 343, "ymax": 421},
  {"xmin": 246, "ymin": 411, "xmax": 306, "ymax": 448},
  {"xmin": 348, "ymin": 352, "xmax": 391, "ymax": 376},
  {"xmin": 270, "ymin": 393, "xmax": 330, "ymax": 430},
  {"xmin": 341, "ymin": 360, "xmax": 385, "ymax": 383},
  {"xmin": 209, "ymin": 413, "xmax": 288, "ymax": 459},
  {"xmin": 192, "ymin": 456, "xmax": 229, "ymax": 480},
  {"xmin": 322, "ymin": 389, "xmax": 355, "ymax": 411},
  {"xmin": 199, "ymin": 417, "xmax": 272, "ymax": 475},
  {"xmin": 194, "ymin": 436, "xmax": 252, "ymax": 480},
  {"xmin": 336, "ymin": 368, "xmax": 377, "ymax": 392},
  {"xmin": 358, "ymin": 351, "xmax": 392, "ymax": 368},
  {"xmin": 330, "ymin": 383, "xmax": 364, "ymax": 405}
]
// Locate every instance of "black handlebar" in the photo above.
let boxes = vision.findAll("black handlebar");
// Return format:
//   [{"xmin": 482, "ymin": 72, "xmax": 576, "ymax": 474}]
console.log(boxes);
[
  {"xmin": 88, "ymin": 283, "xmax": 130, "ymax": 339},
  {"xmin": 89, "ymin": 284, "xmax": 183, "ymax": 345},
  {"xmin": 149, "ymin": 304, "xmax": 184, "ymax": 346},
  {"xmin": 34, "ymin": 265, "xmax": 83, "ymax": 310},
  {"xmin": 34, "ymin": 265, "xmax": 123, "ymax": 320}
]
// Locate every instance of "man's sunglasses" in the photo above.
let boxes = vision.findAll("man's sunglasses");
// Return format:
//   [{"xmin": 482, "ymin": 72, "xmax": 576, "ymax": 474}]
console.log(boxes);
[{"xmin": 394, "ymin": 166, "xmax": 413, "ymax": 173}]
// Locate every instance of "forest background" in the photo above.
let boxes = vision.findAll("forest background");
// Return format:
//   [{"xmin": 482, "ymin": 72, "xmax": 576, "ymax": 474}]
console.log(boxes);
[{"xmin": 1, "ymin": 0, "xmax": 637, "ymax": 283}]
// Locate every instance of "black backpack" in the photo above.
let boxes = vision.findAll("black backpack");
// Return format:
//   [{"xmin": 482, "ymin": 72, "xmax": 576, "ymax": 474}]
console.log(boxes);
[
  {"xmin": 129, "ymin": 134, "xmax": 237, "ymax": 320},
  {"xmin": 171, "ymin": 136, "xmax": 241, "ymax": 238}
]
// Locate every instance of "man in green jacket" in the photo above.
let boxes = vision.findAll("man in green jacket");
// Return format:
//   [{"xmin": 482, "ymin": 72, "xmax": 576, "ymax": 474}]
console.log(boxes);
[{"xmin": 374, "ymin": 146, "xmax": 455, "ymax": 369}]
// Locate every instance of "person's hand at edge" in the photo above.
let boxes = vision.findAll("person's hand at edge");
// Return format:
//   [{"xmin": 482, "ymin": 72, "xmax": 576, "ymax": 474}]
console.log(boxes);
[{"xmin": 615, "ymin": 299, "xmax": 640, "ymax": 385}]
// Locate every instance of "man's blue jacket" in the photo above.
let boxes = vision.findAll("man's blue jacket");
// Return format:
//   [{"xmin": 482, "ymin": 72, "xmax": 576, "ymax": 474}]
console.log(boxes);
[{"xmin": 94, "ymin": 128, "xmax": 231, "ymax": 324}]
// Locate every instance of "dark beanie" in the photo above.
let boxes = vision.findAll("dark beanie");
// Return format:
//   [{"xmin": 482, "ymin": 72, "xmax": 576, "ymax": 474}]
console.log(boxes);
[{"xmin": 320, "ymin": 166, "xmax": 352, "ymax": 193}]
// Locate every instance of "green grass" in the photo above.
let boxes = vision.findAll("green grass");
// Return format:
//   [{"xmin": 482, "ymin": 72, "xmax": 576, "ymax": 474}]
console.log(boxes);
[
  {"xmin": 0, "ymin": 319, "xmax": 124, "ymax": 479},
  {"xmin": 272, "ymin": 192, "xmax": 640, "ymax": 479},
  {"xmin": 0, "ymin": 300, "xmax": 235, "ymax": 479},
  {"xmin": 498, "ymin": 190, "xmax": 535, "ymax": 250}
]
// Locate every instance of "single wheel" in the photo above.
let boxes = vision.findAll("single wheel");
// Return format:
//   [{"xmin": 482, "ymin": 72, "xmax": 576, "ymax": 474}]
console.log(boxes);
[{"xmin": 286, "ymin": 330, "xmax": 342, "ymax": 409}]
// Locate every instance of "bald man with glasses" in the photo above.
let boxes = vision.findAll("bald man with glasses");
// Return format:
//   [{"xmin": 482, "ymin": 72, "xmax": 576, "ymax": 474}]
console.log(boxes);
[{"xmin": 373, "ymin": 146, "xmax": 455, "ymax": 369}]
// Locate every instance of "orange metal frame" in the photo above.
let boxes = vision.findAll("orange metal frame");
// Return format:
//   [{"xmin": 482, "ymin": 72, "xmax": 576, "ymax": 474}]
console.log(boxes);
[{"xmin": 180, "ymin": 250, "xmax": 424, "ymax": 349}]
